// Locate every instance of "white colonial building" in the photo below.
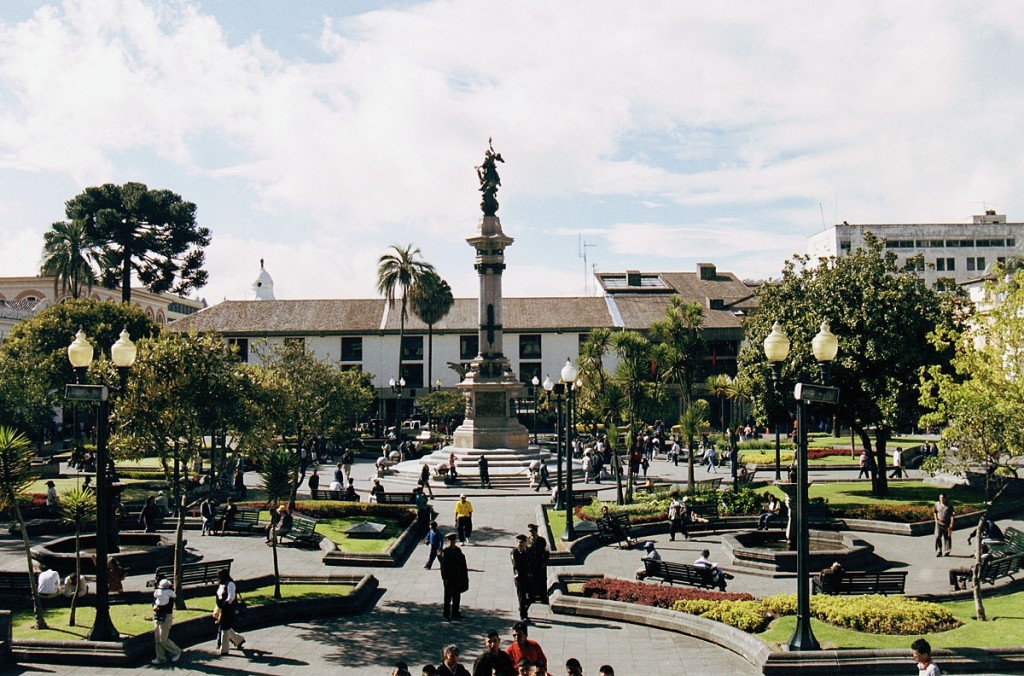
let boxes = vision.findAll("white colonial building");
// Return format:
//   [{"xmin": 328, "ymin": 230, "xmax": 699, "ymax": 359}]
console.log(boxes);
[
  {"xmin": 169, "ymin": 262, "xmax": 756, "ymax": 423},
  {"xmin": 807, "ymin": 211, "xmax": 1024, "ymax": 289}
]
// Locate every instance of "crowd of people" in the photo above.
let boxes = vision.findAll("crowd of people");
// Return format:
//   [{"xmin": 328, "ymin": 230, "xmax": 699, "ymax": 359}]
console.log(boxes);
[{"xmin": 386, "ymin": 623, "xmax": 617, "ymax": 676}]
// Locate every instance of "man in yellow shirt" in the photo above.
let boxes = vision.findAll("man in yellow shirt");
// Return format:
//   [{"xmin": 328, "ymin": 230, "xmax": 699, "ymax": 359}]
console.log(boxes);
[{"xmin": 454, "ymin": 494, "xmax": 474, "ymax": 544}]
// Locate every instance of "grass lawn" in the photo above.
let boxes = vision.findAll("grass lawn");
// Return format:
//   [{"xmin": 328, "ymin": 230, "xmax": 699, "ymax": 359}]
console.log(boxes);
[
  {"xmin": 27, "ymin": 477, "xmax": 168, "ymax": 503},
  {"xmin": 265, "ymin": 512, "xmax": 404, "ymax": 554},
  {"xmin": 757, "ymin": 591, "xmax": 1024, "ymax": 649},
  {"xmin": 546, "ymin": 509, "xmax": 574, "ymax": 550},
  {"xmin": 757, "ymin": 481, "xmax": 987, "ymax": 510},
  {"xmin": 11, "ymin": 583, "xmax": 353, "ymax": 640}
]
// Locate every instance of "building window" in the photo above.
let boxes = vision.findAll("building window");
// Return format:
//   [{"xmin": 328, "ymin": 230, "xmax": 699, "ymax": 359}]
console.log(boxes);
[
  {"xmin": 400, "ymin": 364, "xmax": 423, "ymax": 389},
  {"xmin": 944, "ymin": 239, "xmax": 973, "ymax": 248},
  {"xmin": 904, "ymin": 257, "xmax": 925, "ymax": 272},
  {"xmin": 519, "ymin": 362, "xmax": 542, "ymax": 386},
  {"xmin": 460, "ymin": 335, "xmax": 479, "ymax": 361},
  {"xmin": 936, "ymin": 258, "xmax": 955, "ymax": 272},
  {"xmin": 839, "ymin": 240, "xmax": 851, "ymax": 252},
  {"xmin": 284, "ymin": 337, "xmax": 304, "ymax": 349},
  {"xmin": 227, "ymin": 338, "xmax": 249, "ymax": 363},
  {"xmin": 967, "ymin": 257, "xmax": 986, "ymax": 272},
  {"xmin": 519, "ymin": 335, "xmax": 542, "ymax": 360},
  {"xmin": 935, "ymin": 277, "xmax": 957, "ymax": 292},
  {"xmin": 340, "ymin": 364, "xmax": 362, "ymax": 372},
  {"xmin": 402, "ymin": 336, "xmax": 423, "ymax": 361},
  {"xmin": 884, "ymin": 239, "xmax": 915, "ymax": 249},
  {"xmin": 341, "ymin": 337, "xmax": 363, "ymax": 362}
]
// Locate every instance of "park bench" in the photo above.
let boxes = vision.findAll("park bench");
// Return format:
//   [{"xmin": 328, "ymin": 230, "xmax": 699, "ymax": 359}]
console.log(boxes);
[
  {"xmin": 806, "ymin": 502, "xmax": 833, "ymax": 528},
  {"xmin": 279, "ymin": 513, "xmax": 321, "ymax": 548},
  {"xmin": 217, "ymin": 506, "xmax": 261, "ymax": 534},
  {"xmin": 147, "ymin": 558, "xmax": 233, "ymax": 589},
  {"xmin": 311, "ymin": 488, "xmax": 360, "ymax": 501},
  {"xmin": 687, "ymin": 477, "xmax": 723, "ymax": 494},
  {"xmin": 596, "ymin": 513, "xmax": 637, "ymax": 548},
  {"xmin": 640, "ymin": 559, "xmax": 718, "ymax": 590},
  {"xmin": 978, "ymin": 551, "xmax": 1024, "ymax": 586},
  {"xmin": 734, "ymin": 469, "xmax": 758, "ymax": 489},
  {"xmin": 991, "ymin": 526, "xmax": 1024, "ymax": 556},
  {"xmin": 568, "ymin": 487, "xmax": 601, "ymax": 505},
  {"xmin": 688, "ymin": 500, "xmax": 721, "ymax": 534},
  {"xmin": 374, "ymin": 492, "xmax": 417, "ymax": 505},
  {"xmin": 120, "ymin": 501, "xmax": 166, "ymax": 530},
  {"xmin": 0, "ymin": 571, "xmax": 32, "ymax": 594},
  {"xmin": 812, "ymin": 570, "xmax": 907, "ymax": 596}
]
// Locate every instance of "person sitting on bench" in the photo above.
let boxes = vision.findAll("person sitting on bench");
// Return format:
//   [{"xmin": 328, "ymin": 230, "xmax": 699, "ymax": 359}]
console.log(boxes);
[
  {"xmin": 598, "ymin": 506, "xmax": 636, "ymax": 546},
  {"xmin": 694, "ymin": 549, "xmax": 732, "ymax": 591},
  {"xmin": 816, "ymin": 562, "xmax": 846, "ymax": 593},
  {"xmin": 758, "ymin": 494, "xmax": 782, "ymax": 531},
  {"xmin": 370, "ymin": 479, "xmax": 385, "ymax": 502},
  {"xmin": 266, "ymin": 505, "xmax": 293, "ymax": 544},
  {"xmin": 37, "ymin": 567, "xmax": 62, "ymax": 598},
  {"xmin": 343, "ymin": 477, "xmax": 359, "ymax": 501},
  {"xmin": 635, "ymin": 541, "xmax": 661, "ymax": 580}
]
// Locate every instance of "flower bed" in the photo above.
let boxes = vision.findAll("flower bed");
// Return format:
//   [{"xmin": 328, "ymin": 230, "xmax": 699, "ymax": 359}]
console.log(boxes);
[{"xmin": 577, "ymin": 579, "xmax": 959, "ymax": 636}]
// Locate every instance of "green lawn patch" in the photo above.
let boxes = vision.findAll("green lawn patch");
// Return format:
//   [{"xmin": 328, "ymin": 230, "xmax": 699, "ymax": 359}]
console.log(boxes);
[
  {"xmin": 11, "ymin": 583, "xmax": 353, "ymax": 640},
  {"xmin": 757, "ymin": 591, "xmax": 1024, "ymax": 649}
]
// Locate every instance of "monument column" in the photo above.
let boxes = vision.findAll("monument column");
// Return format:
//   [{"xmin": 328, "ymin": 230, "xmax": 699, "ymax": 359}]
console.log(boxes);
[{"xmin": 452, "ymin": 140, "xmax": 530, "ymax": 450}]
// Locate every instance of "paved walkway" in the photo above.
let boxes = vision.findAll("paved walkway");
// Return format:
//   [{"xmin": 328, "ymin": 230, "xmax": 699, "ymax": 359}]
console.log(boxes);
[{"xmin": 3, "ymin": 455, "xmax": 1019, "ymax": 675}]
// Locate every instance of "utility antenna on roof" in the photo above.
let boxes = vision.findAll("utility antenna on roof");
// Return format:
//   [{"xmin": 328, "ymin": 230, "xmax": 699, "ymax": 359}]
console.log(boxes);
[
  {"xmin": 819, "ymin": 203, "xmax": 827, "ymax": 230},
  {"xmin": 579, "ymin": 236, "xmax": 597, "ymax": 295}
]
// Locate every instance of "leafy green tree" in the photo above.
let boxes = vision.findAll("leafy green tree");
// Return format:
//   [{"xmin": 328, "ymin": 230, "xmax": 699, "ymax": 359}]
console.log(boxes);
[
  {"xmin": 376, "ymin": 244, "xmax": 435, "ymax": 382},
  {"xmin": 920, "ymin": 266, "xmax": 1024, "ymax": 621},
  {"xmin": 705, "ymin": 374, "xmax": 733, "ymax": 431},
  {"xmin": 737, "ymin": 234, "xmax": 960, "ymax": 496},
  {"xmin": 254, "ymin": 341, "xmax": 374, "ymax": 504},
  {"xmin": 40, "ymin": 219, "xmax": 97, "ymax": 299},
  {"xmin": 610, "ymin": 331, "xmax": 653, "ymax": 501},
  {"xmin": 58, "ymin": 487, "xmax": 96, "ymax": 626},
  {"xmin": 650, "ymin": 297, "xmax": 707, "ymax": 416},
  {"xmin": 0, "ymin": 426, "xmax": 48, "ymax": 629},
  {"xmin": 415, "ymin": 389, "xmax": 464, "ymax": 428},
  {"xmin": 409, "ymin": 270, "xmax": 454, "ymax": 391},
  {"xmin": 113, "ymin": 332, "xmax": 268, "ymax": 603},
  {"xmin": 64, "ymin": 182, "xmax": 210, "ymax": 302},
  {"xmin": 0, "ymin": 298, "xmax": 156, "ymax": 440},
  {"xmin": 259, "ymin": 448, "xmax": 298, "ymax": 599},
  {"xmin": 677, "ymin": 399, "xmax": 710, "ymax": 492}
]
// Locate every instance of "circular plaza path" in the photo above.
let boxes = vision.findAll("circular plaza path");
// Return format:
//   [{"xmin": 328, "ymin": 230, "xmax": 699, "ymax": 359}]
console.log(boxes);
[{"xmin": 4, "ymin": 455, "xmax": 1021, "ymax": 675}]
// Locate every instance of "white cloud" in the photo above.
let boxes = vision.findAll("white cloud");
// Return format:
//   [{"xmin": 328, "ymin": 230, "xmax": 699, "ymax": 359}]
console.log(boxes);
[{"xmin": 2, "ymin": 1, "xmax": 1024, "ymax": 303}]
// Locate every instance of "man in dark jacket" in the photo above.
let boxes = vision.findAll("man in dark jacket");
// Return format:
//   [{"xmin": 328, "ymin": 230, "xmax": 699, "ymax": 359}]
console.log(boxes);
[{"xmin": 439, "ymin": 533, "xmax": 469, "ymax": 621}]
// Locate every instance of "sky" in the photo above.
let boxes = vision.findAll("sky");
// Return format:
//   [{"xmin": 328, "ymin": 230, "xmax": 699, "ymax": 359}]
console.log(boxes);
[{"xmin": 2, "ymin": 1, "xmax": 1024, "ymax": 305}]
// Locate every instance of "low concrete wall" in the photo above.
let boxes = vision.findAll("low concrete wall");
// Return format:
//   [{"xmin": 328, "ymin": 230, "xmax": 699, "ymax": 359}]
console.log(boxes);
[{"xmin": 9, "ymin": 573, "xmax": 378, "ymax": 668}]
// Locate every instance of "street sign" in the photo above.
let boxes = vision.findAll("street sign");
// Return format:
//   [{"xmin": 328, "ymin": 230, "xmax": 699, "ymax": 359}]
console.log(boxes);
[
  {"xmin": 793, "ymin": 382, "xmax": 840, "ymax": 405},
  {"xmin": 65, "ymin": 384, "xmax": 109, "ymax": 402}
]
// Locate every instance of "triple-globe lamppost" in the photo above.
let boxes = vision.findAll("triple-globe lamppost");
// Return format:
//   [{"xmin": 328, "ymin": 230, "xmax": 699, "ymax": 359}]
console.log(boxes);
[
  {"xmin": 389, "ymin": 377, "xmax": 406, "ymax": 442},
  {"xmin": 66, "ymin": 327, "xmax": 137, "ymax": 642},
  {"xmin": 531, "ymin": 375, "xmax": 540, "ymax": 445},
  {"xmin": 560, "ymin": 358, "xmax": 580, "ymax": 542},
  {"xmin": 541, "ymin": 374, "xmax": 564, "ymax": 509},
  {"xmin": 763, "ymin": 320, "xmax": 839, "ymax": 652}
]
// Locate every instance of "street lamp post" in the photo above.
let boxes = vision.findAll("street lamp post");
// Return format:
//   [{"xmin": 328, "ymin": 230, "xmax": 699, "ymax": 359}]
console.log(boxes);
[
  {"xmin": 542, "ymin": 375, "xmax": 564, "ymax": 509},
  {"xmin": 763, "ymin": 320, "xmax": 839, "ymax": 653},
  {"xmin": 763, "ymin": 322, "xmax": 791, "ymax": 482},
  {"xmin": 66, "ymin": 327, "xmax": 136, "ymax": 642},
  {"xmin": 531, "ymin": 375, "xmax": 540, "ymax": 445},
  {"xmin": 389, "ymin": 377, "xmax": 405, "ymax": 444},
  {"xmin": 561, "ymin": 359, "xmax": 579, "ymax": 541}
]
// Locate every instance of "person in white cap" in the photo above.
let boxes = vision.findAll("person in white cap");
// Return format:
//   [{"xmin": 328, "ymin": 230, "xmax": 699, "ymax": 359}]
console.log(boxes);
[
  {"xmin": 151, "ymin": 578, "xmax": 183, "ymax": 664},
  {"xmin": 635, "ymin": 541, "xmax": 661, "ymax": 580}
]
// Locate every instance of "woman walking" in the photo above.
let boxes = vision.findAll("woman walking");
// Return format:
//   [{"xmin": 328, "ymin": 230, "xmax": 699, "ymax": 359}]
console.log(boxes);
[{"xmin": 151, "ymin": 579, "xmax": 183, "ymax": 664}]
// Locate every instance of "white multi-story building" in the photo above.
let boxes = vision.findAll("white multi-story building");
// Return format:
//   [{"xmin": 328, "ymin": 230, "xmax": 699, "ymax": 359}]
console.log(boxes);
[
  {"xmin": 169, "ymin": 262, "xmax": 756, "ymax": 423},
  {"xmin": 807, "ymin": 211, "xmax": 1024, "ymax": 289}
]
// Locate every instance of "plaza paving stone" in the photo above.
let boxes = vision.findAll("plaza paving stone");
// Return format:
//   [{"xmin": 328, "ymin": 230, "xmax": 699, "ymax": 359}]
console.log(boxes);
[{"xmin": 2, "ymin": 455, "xmax": 1020, "ymax": 675}]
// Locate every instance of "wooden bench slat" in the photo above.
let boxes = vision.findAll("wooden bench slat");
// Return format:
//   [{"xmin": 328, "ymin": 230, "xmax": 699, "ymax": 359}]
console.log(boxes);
[
  {"xmin": 642, "ymin": 559, "xmax": 718, "ymax": 589},
  {"xmin": 812, "ymin": 570, "xmax": 907, "ymax": 596},
  {"xmin": 147, "ymin": 558, "xmax": 233, "ymax": 588}
]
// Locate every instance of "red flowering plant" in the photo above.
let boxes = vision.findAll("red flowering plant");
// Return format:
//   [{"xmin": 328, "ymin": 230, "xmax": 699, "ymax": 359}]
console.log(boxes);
[{"xmin": 582, "ymin": 577, "xmax": 753, "ymax": 609}]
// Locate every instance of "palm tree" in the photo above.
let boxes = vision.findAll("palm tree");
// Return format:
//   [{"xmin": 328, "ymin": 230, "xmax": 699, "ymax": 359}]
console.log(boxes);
[
  {"xmin": 58, "ymin": 487, "xmax": 96, "ymax": 626},
  {"xmin": 611, "ymin": 331, "xmax": 652, "ymax": 502},
  {"xmin": 409, "ymin": 270, "xmax": 454, "ymax": 390},
  {"xmin": 705, "ymin": 374, "xmax": 733, "ymax": 431},
  {"xmin": 40, "ymin": 220, "xmax": 97, "ymax": 299},
  {"xmin": 259, "ymin": 447, "xmax": 298, "ymax": 599},
  {"xmin": 677, "ymin": 399, "xmax": 710, "ymax": 493},
  {"xmin": 376, "ymin": 244, "xmax": 435, "ymax": 385},
  {"xmin": 0, "ymin": 426, "xmax": 48, "ymax": 629},
  {"xmin": 650, "ymin": 297, "xmax": 706, "ymax": 415}
]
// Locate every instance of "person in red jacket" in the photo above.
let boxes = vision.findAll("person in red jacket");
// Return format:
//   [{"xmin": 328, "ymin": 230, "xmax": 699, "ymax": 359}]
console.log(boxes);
[{"xmin": 505, "ymin": 621, "xmax": 547, "ymax": 675}]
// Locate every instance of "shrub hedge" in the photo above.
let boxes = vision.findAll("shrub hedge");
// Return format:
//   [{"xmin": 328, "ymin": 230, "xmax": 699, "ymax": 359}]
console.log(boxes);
[
  {"xmin": 828, "ymin": 503, "xmax": 933, "ymax": 523},
  {"xmin": 578, "ymin": 580, "xmax": 960, "ymax": 635}
]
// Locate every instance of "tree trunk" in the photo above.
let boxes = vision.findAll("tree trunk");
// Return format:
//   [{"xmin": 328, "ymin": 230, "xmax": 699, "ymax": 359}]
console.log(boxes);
[
  {"xmin": 173, "ymin": 449, "xmax": 186, "ymax": 610},
  {"xmin": 14, "ymin": 502, "xmax": 48, "ymax": 629},
  {"xmin": 686, "ymin": 435, "xmax": 696, "ymax": 493},
  {"xmin": 120, "ymin": 247, "xmax": 132, "ymax": 303},
  {"xmin": 972, "ymin": 518, "xmax": 987, "ymax": 621},
  {"xmin": 871, "ymin": 428, "xmax": 890, "ymax": 497},
  {"xmin": 427, "ymin": 324, "xmax": 434, "ymax": 390},
  {"xmin": 271, "ymin": 524, "xmax": 282, "ymax": 600},
  {"xmin": 69, "ymin": 526, "xmax": 81, "ymax": 625}
]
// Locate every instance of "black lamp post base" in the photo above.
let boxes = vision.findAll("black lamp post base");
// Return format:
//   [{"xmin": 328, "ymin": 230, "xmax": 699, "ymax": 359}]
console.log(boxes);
[
  {"xmin": 788, "ymin": 618, "xmax": 821, "ymax": 651},
  {"xmin": 87, "ymin": 613, "xmax": 121, "ymax": 642}
]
